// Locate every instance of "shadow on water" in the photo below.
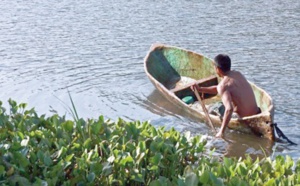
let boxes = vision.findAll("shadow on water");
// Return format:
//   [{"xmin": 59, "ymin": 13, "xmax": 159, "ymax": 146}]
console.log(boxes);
[{"xmin": 146, "ymin": 89, "xmax": 274, "ymax": 159}]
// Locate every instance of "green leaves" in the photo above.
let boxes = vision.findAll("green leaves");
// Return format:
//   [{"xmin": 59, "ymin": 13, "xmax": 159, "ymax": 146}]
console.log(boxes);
[
  {"xmin": 0, "ymin": 99, "xmax": 299, "ymax": 185},
  {"xmin": 61, "ymin": 120, "xmax": 74, "ymax": 132}
]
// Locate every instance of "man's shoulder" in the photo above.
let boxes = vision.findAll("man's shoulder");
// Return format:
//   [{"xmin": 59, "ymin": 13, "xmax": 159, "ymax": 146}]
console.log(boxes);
[
  {"xmin": 218, "ymin": 75, "xmax": 237, "ymax": 92},
  {"xmin": 232, "ymin": 70, "xmax": 245, "ymax": 78},
  {"xmin": 217, "ymin": 79, "xmax": 229, "ymax": 94}
]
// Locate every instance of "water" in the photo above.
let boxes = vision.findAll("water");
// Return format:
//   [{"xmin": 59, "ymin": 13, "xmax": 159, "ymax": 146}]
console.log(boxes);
[{"xmin": 0, "ymin": 0, "xmax": 299, "ymax": 160}]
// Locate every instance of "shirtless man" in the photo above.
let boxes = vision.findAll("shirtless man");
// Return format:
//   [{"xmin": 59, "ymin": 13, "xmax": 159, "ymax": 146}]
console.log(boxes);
[{"xmin": 192, "ymin": 54, "xmax": 261, "ymax": 138}]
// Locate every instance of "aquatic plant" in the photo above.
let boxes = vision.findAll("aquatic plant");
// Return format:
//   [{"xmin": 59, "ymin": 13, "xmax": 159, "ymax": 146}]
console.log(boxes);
[{"xmin": 0, "ymin": 99, "xmax": 299, "ymax": 185}]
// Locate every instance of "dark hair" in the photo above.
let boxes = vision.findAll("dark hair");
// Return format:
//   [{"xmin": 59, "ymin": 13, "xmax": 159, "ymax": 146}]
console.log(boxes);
[{"xmin": 214, "ymin": 54, "xmax": 231, "ymax": 72}]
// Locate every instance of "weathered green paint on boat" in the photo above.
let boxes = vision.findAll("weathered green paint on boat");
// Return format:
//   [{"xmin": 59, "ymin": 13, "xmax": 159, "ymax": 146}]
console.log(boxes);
[{"xmin": 144, "ymin": 44, "xmax": 275, "ymax": 141}]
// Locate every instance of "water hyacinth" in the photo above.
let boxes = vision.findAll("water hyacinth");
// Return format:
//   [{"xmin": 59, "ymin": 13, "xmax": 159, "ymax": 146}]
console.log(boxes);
[{"xmin": 0, "ymin": 99, "xmax": 299, "ymax": 185}]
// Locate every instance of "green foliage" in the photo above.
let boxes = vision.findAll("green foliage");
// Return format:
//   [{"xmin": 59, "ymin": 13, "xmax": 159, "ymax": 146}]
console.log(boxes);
[{"xmin": 0, "ymin": 99, "xmax": 299, "ymax": 185}]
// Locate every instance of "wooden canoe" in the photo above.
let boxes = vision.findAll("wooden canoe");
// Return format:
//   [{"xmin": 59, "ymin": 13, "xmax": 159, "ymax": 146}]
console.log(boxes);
[{"xmin": 144, "ymin": 44, "xmax": 275, "ymax": 141}]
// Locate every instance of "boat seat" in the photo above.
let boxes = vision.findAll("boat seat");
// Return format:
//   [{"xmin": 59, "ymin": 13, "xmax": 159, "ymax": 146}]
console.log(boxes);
[{"xmin": 171, "ymin": 75, "xmax": 218, "ymax": 100}]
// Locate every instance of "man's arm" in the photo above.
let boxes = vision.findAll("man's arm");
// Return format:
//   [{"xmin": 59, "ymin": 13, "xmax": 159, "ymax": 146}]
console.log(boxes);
[
  {"xmin": 192, "ymin": 85, "xmax": 218, "ymax": 95},
  {"xmin": 215, "ymin": 90, "xmax": 233, "ymax": 138}
]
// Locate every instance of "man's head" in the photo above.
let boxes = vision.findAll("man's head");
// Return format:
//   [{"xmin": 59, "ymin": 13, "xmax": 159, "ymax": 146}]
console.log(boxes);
[{"xmin": 214, "ymin": 54, "xmax": 231, "ymax": 73}]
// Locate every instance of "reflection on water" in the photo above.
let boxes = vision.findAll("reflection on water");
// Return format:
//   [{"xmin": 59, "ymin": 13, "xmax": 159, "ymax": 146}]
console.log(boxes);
[
  {"xmin": 0, "ymin": 0, "xmax": 299, "ymax": 159},
  {"xmin": 219, "ymin": 132, "xmax": 274, "ymax": 159},
  {"xmin": 145, "ymin": 90, "xmax": 210, "ymax": 133}
]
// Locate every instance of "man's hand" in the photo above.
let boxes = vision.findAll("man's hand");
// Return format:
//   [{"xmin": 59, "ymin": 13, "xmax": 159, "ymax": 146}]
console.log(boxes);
[
  {"xmin": 190, "ymin": 84, "xmax": 200, "ymax": 92},
  {"xmin": 190, "ymin": 85, "xmax": 195, "ymax": 92},
  {"xmin": 215, "ymin": 130, "xmax": 223, "ymax": 138}
]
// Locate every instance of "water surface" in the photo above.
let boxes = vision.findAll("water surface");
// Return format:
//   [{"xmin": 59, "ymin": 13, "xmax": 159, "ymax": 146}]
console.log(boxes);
[{"xmin": 0, "ymin": 0, "xmax": 299, "ymax": 159}]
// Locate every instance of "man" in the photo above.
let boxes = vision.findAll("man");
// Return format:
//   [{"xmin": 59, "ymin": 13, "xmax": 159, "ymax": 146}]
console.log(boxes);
[{"xmin": 192, "ymin": 54, "xmax": 261, "ymax": 138}]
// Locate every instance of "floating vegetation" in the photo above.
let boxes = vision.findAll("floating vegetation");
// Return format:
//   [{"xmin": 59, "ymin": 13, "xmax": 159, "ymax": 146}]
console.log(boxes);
[{"xmin": 0, "ymin": 99, "xmax": 299, "ymax": 185}]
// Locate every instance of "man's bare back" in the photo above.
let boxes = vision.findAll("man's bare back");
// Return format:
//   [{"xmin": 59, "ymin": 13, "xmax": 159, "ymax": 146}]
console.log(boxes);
[{"xmin": 217, "ymin": 70, "xmax": 259, "ymax": 117}]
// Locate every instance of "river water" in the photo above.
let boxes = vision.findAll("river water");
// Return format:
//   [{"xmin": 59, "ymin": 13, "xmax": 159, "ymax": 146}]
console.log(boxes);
[{"xmin": 0, "ymin": 0, "xmax": 299, "ymax": 160}]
